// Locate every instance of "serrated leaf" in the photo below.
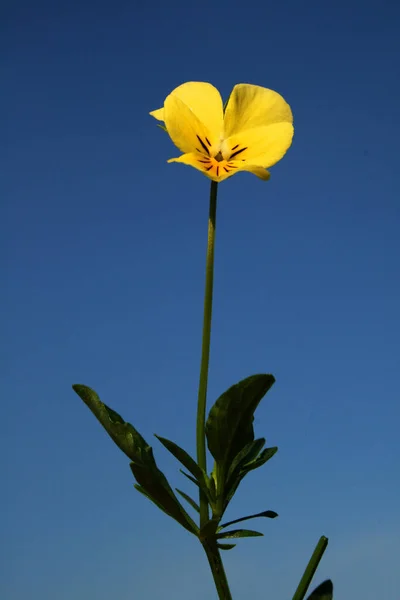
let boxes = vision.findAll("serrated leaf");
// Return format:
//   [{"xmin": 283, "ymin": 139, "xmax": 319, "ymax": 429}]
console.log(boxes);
[
  {"xmin": 206, "ymin": 374, "xmax": 275, "ymax": 470},
  {"xmin": 217, "ymin": 543, "xmax": 236, "ymax": 550},
  {"xmin": 306, "ymin": 580, "xmax": 333, "ymax": 600},
  {"xmin": 72, "ymin": 384, "xmax": 148, "ymax": 463},
  {"xmin": 216, "ymin": 528, "xmax": 264, "ymax": 539},
  {"xmin": 176, "ymin": 489, "xmax": 200, "ymax": 513},
  {"xmin": 219, "ymin": 509, "xmax": 278, "ymax": 530}
]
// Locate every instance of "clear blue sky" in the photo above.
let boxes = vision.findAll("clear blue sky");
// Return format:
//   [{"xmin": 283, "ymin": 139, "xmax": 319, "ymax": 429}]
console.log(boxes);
[{"xmin": 2, "ymin": 1, "xmax": 399, "ymax": 599}]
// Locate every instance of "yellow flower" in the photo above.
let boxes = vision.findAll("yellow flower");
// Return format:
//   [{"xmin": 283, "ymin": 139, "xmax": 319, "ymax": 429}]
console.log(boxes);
[{"xmin": 150, "ymin": 82, "xmax": 294, "ymax": 183}]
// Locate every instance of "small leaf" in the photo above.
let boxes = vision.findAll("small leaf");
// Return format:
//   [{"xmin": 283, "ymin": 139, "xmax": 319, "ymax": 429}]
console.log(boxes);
[
  {"xmin": 226, "ymin": 438, "xmax": 266, "ymax": 481},
  {"xmin": 221, "ymin": 474, "xmax": 245, "ymax": 513},
  {"xmin": 180, "ymin": 470, "xmax": 215, "ymax": 506},
  {"xmin": 134, "ymin": 482, "xmax": 198, "ymax": 534},
  {"xmin": 242, "ymin": 446, "xmax": 278, "ymax": 473},
  {"xmin": 219, "ymin": 509, "xmax": 278, "ymax": 530},
  {"xmin": 155, "ymin": 436, "xmax": 207, "ymax": 490},
  {"xmin": 306, "ymin": 580, "xmax": 333, "ymax": 600},
  {"xmin": 208, "ymin": 472, "xmax": 216, "ymax": 502},
  {"xmin": 217, "ymin": 543, "xmax": 236, "ymax": 551},
  {"xmin": 130, "ymin": 461, "xmax": 198, "ymax": 535},
  {"xmin": 223, "ymin": 446, "xmax": 278, "ymax": 512},
  {"xmin": 206, "ymin": 374, "xmax": 275, "ymax": 470},
  {"xmin": 176, "ymin": 489, "xmax": 200, "ymax": 513},
  {"xmin": 180, "ymin": 470, "xmax": 200, "ymax": 487},
  {"xmin": 216, "ymin": 528, "xmax": 264, "ymax": 539}
]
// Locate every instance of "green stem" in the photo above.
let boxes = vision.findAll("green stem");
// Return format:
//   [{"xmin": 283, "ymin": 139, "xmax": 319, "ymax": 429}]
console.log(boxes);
[
  {"xmin": 202, "ymin": 539, "xmax": 233, "ymax": 600},
  {"xmin": 196, "ymin": 180, "xmax": 218, "ymax": 528},
  {"xmin": 196, "ymin": 182, "xmax": 232, "ymax": 599},
  {"xmin": 292, "ymin": 536, "xmax": 329, "ymax": 600}
]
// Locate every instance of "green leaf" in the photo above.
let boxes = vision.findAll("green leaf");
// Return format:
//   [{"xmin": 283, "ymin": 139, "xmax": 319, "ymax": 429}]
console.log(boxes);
[
  {"xmin": 176, "ymin": 489, "xmax": 200, "ymax": 513},
  {"xmin": 73, "ymin": 385, "xmax": 199, "ymax": 536},
  {"xmin": 134, "ymin": 481, "xmax": 198, "ymax": 535},
  {"xmin": 155, "ymin": 436, "xmax": 208, "ymax": 491},
  {"xmin": 134, "ymin": 484, "xmax": 172, "ymax": 515},
  {"xmin": 219, "ymin": 509, "xmax": 278, "ymax": 530},
  {"xmin": 208, "ymin": 471, "xmax": 216, "ymax": 502},
  {"xmin": 206, "ymin": 374, "xmax": 275, "ymax": 470},
  {"xmin": 292, "ymin": 536, "xmax": 329, "ymax": 600},
  {"xmin": 221, "ymin": 477, "xmax": 243, "ymax": 512},
  {"xmin": 180, "ymin": 470, "xmax": 200, "ymax": 487},
  {"xmin": 306, "ymin": 580, "xmax": 333, "ymax": 600},
  {"xmin": 223, "ymin": 446, "xmax": 278, "ymax": 512},
  {"xmin": 226, "ymin": 438, "xmax": 266, "ymax": 481},
  {"xmin": 216, "ymin": 528, "xmax": 264, "ymax": 539},
  {"xmin": 130, "ymin": 461, "xmax": 198, "ymax": 535},
  {"xmin": 72, "ymin": 384, "xmax": 149, "ymax": 463},
  {"xmin": 199, "ymin": 517, "xmax": 220, "ymax": 539},
  {"xmin": 240, "ymin": 446, "xmax": 278, "ymax": 474},
  {"xmin": 217, "ymin": 543, "xmax": 236, "ymax": 551},
  {"xmin": 180, "ymin": 470, "xmax": 216, "ymax": 506}
]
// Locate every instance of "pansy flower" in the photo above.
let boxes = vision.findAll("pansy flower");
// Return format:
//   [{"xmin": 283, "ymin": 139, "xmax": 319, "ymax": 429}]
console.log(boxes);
[{"xmin": 150, "ymin": 82, "xmax": 294, "ymax": 182}]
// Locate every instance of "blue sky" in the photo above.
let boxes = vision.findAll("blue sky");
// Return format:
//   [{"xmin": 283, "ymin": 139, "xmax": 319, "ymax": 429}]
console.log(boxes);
[{"xmin": 2, "ymin": 0, "xmax": 399, "ymax": 598}]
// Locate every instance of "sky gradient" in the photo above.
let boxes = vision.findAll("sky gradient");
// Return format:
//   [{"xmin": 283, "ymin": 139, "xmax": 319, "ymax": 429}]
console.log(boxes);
[{"xmin": 2, "ymin": 1, "xmax": 400, "ymax": 599}]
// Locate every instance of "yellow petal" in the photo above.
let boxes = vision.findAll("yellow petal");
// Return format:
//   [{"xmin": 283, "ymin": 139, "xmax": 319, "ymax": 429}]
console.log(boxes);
[
  {"xmin": 238, "ymin": 165, "xmax": 271, "ymax": 180},
  {"xmin": 151, "ymin": 82, "xmax": 223, "ymax": 143},
  {"xmin": 168, "ymin": 153, "xmax": 237, "ymax": 183},
  {"xmin": 163, "ymin": 83, "xmax": 224, "ymax": 155},
  {"xmin": 169, "ymin": 82, "xmax": 223, "ymax": 136},
  {"xmin": 225, "ymin": 123, "xmax": 294, "ymax": 168},
  {"xmin": 164, "ymin": 94, "xmax": 219, "ymax": 155},
  {"xmin": 224, "ymin": 84, "xmax": 293, "ymax": 138},
  {"xmin": 149, "ymin": 108, "xmax": 164, "ymax": 121}
]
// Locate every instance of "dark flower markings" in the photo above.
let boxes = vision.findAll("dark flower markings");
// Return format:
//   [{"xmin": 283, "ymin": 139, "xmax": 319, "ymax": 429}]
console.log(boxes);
[
  {"xmin": 195, "ymin": 135, "xmax": 248, "ymax": 176},
  {"xmin": 196, "ymin": 135, "xmax": 211, "ymax": 155},
  {"xmin": 229, "ymin": 146, "xmax": 246, "ymax": 159}
]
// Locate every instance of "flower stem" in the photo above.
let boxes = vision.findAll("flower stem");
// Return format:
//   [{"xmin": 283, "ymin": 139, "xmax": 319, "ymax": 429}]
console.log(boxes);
[
  {"xmin": 196, "ymin": 182, "xmax": 233, "ymax": 599},
  {"xmin": 202, "ymin": 539, "xmax": 233, "ymax": 600},
  {"xmin": 291, "ymin": 536, "xmax": 329, "ymax": 600},
  {"xmin": 196, "ymin": 180, "xmax": 218, "ymax": 528}
]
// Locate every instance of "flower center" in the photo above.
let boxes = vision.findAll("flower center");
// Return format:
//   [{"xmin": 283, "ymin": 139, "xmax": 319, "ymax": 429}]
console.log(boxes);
[{"xmin": 195, "ymin": 134, "xmax": 248, "ymax": 179}]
